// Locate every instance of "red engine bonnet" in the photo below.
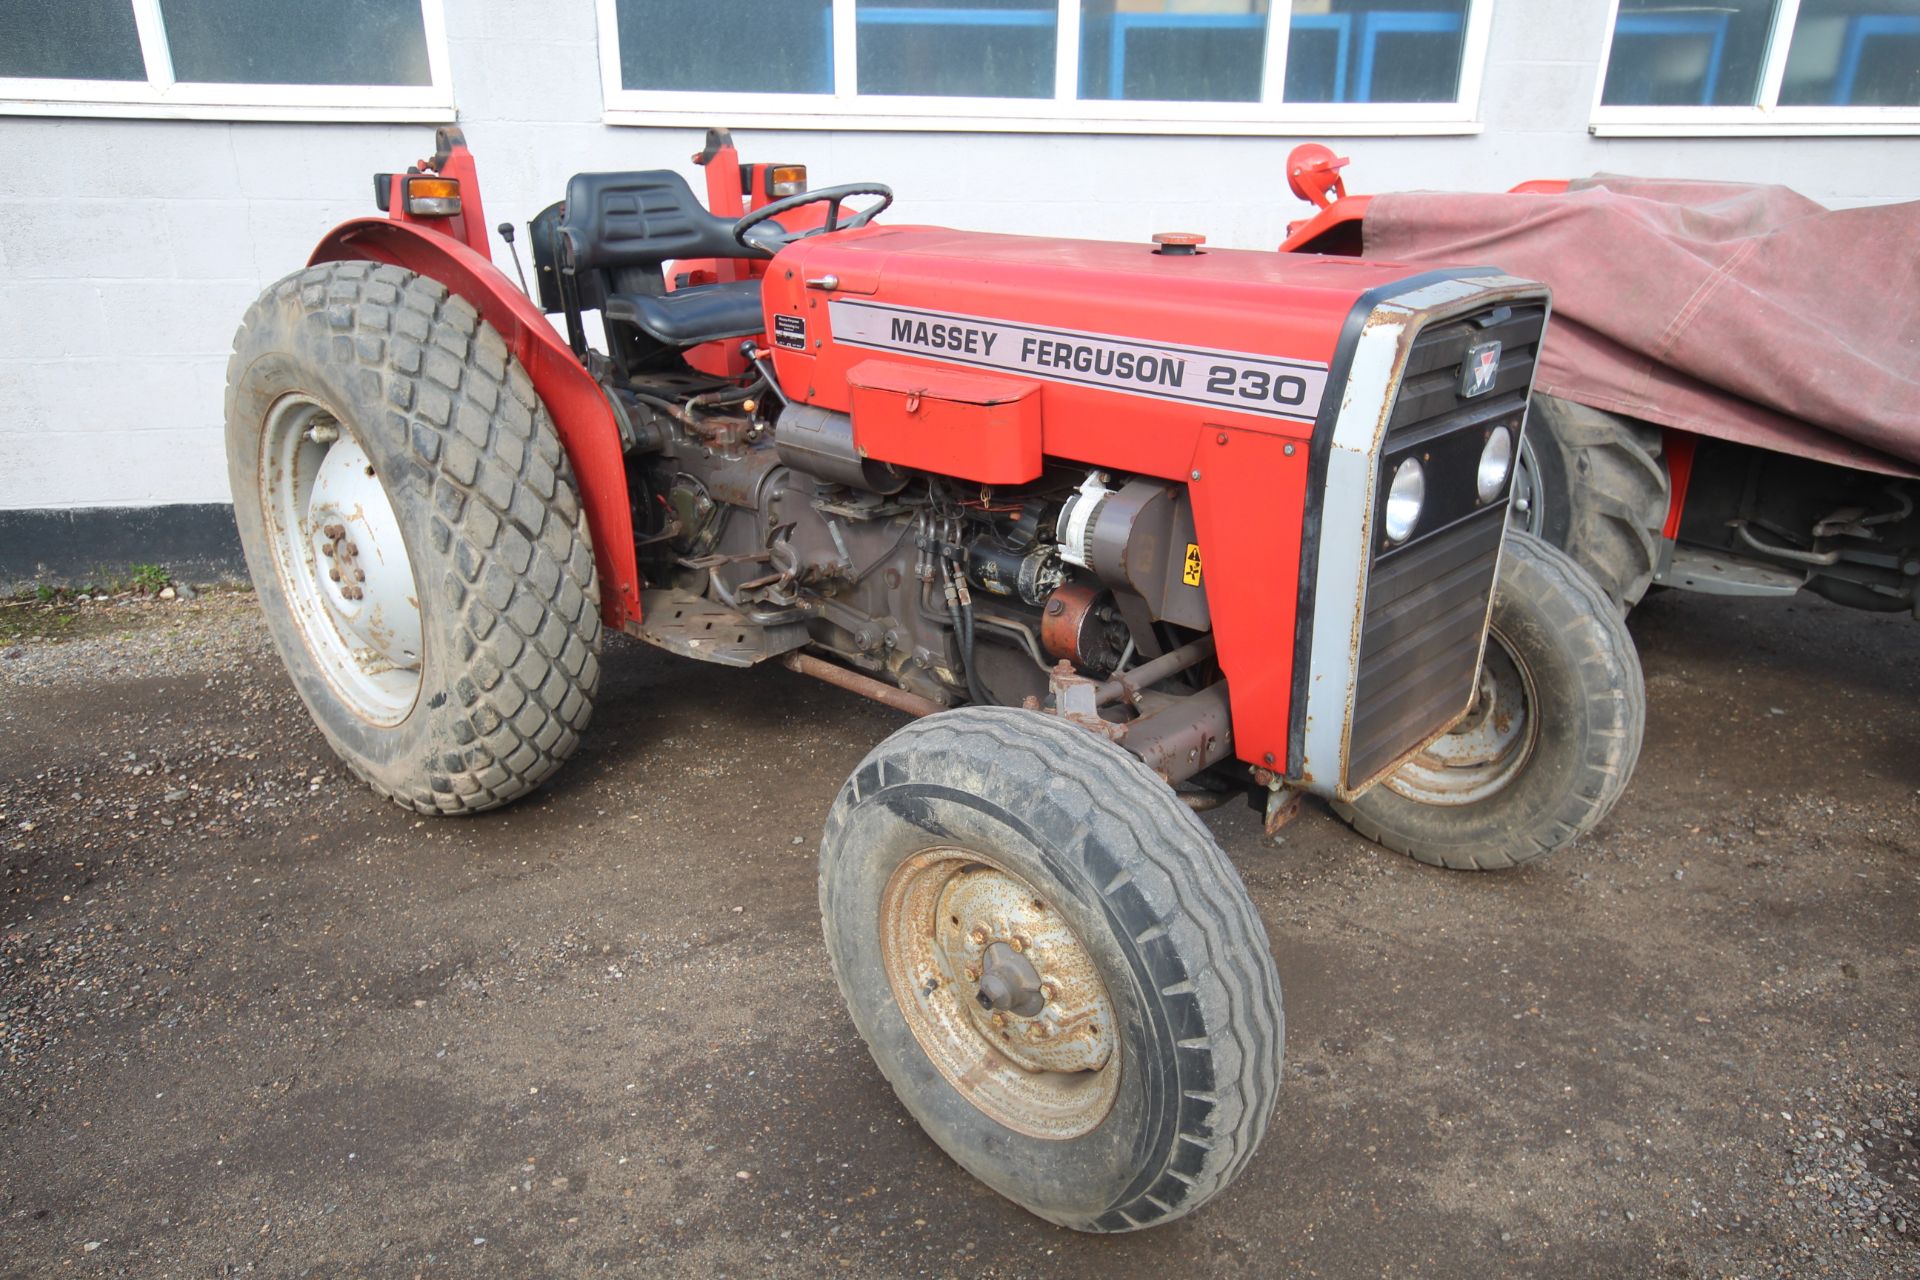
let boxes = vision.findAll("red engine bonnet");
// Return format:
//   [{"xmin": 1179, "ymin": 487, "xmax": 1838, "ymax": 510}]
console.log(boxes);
[{"xmin": 762, "ymin": 226, "xmax": 1434, "ymax": 773}]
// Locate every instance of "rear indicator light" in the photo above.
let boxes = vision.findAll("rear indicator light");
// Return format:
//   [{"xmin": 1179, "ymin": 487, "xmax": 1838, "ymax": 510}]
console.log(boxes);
[
  {"xmin": 769, "ymin": 165, "xmax": 808, "ymax": 198},
  {"xmin": 403, "ymin": 175, "xmax": 461, "ymax": 217}
]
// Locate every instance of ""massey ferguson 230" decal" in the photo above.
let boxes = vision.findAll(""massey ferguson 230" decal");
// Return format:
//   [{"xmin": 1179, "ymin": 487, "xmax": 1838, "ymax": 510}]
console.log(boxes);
[{"xmin": 825, "ymin": 299, "xmax": 1328, "ymax": 423}]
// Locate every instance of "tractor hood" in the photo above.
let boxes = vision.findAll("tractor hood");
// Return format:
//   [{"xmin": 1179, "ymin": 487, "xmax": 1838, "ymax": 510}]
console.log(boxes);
[{"xmin": 762, "ymin": 225, "xmax": 1466, "ymax": 482}]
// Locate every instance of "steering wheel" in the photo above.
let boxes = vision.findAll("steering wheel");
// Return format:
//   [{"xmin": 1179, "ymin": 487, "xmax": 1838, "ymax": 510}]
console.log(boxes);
[{"xmin": 733, "ymin": 183, "xmax": 894, "ymax": 254}]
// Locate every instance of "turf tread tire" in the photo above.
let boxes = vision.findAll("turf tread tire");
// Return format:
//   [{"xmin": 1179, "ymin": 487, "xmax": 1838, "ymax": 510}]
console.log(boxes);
[
  {"xmin": 226, "ymin": 260, "xmax": 601, "ymax": 815},
  {"xmin": 820, "ymin": 707, "xmax": 1284, "ymax": 1231}
]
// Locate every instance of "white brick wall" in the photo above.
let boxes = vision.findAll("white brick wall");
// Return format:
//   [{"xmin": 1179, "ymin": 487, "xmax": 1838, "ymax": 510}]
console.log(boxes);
[{"xmin": 2, "ymin": 0, "xmax": 1916, "ymax": 511}]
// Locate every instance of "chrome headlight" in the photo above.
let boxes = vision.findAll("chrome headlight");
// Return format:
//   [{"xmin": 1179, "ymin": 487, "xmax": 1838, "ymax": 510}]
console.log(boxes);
[
  {"xmin": 1477, "ymin": 425, "xmax": 1513, "ymax": 503},
  {"xmin": 1384, "ymin": 457, "xmax": 1426, "ymax": 544}
]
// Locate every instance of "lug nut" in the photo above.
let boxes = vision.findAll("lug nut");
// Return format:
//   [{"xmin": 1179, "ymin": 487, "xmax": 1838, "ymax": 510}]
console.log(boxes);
[
  {"xmin": 965, "ymin": 966, "xmax": 981, "ymax": 981},
  {"xmin": 328, "ymin": 568, "xmax": 341, "ymax": 581},
  {"xmin": 1009, "ymin": 937, "xmax": 1027, "ymax": 954},
  {"xmin": 969, "ymin": 926, "xmax": 989, "ymax": 945},
  {"xmin": 353, "ymin": 569, "xmax": 365, "ymax": 582},
  {"xmin": 321, "ymin": 542, "xmax": 335, "ymax": 557}
]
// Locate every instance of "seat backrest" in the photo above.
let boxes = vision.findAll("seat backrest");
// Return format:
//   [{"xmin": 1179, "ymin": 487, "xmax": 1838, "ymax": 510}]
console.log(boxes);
[{"xmin": 560, "ymin": 170, "xmax": 755, "ymax": 275}]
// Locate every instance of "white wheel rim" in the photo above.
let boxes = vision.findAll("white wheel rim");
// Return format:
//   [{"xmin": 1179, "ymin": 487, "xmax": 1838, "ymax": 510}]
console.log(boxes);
[
  {"xmin": 260, "ymin": 393, "xmax": 424, "ymax": 726},
  {"xmin": 1384, "ymin": 627, "xmax": 1538, "ymax": 806},
  {"xmin": 879, "ymin": 849, "xmax": 1121, "ymax": 1141}
]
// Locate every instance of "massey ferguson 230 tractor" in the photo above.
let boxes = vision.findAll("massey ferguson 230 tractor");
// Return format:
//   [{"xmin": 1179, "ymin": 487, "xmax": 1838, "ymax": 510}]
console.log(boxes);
[{"xmin": 225, "ymin": 128, "xmax": 1644, "ymax": 1231}]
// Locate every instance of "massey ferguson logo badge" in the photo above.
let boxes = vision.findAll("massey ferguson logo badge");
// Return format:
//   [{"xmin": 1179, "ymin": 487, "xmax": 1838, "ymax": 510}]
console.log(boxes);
[{"xmin": 1461, "ymin": 341, "xmax": 1503, "ymax": 398}]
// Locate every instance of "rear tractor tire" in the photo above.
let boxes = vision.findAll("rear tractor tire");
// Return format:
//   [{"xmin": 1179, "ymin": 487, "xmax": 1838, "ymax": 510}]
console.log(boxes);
[
  {"xmin": 1514, "ymin": 394, "xmax": 1668, "ymax": 611},
  {"xmin": 1333, "ymin": 532, "xmax": 1645, "ymax": 870},
  {"xmin": 225, "ymin": 260, "xmax": 601, "ymax": 814},
  {"xmin": 819, "ymin": 707, "xmax": 1285, "ymax": 1231}
]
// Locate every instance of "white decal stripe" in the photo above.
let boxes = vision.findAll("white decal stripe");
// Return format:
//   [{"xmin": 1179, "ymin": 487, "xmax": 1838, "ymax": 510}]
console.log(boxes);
[{"xmin": 828, "ymin": 299, "xmax": 1328, "ymax": 423}]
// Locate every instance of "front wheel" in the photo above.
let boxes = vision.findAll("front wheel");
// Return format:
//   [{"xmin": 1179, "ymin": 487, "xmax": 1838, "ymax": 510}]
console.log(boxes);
[
  {"xmin": 1333, "ymin": 531, "xmax": 1645, "ymax": 870},
  {"xmin": 819, "ymin": 708, "xmax": 1284, "ymax": 1231}
]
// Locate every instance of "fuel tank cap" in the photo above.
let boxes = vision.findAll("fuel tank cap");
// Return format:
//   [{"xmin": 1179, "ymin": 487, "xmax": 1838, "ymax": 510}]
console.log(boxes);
[{"xmin": 1151, "ymin": 231, "xmax": 1206, "ymax": 256}]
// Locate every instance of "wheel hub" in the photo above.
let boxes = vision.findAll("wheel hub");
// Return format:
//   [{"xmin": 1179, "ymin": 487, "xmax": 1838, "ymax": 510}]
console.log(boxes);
[
  {"xmin": 260, "ymin": 394, "xmax": 424, "ymax": 726},
  {"xmin": 306, "ymin": 432, "xmax": 422, "ymax": 672},
  {"xmin": 1385, "ymin": 627, "xmax": 1538, "ymax": 805},
  {"xmin": 881, "ymin": 850, "xmax": 1119, "ymax": 1138},
  {"xmin": 974, "ymin": 941, "xmax": 1044, "ymax": 1017}
]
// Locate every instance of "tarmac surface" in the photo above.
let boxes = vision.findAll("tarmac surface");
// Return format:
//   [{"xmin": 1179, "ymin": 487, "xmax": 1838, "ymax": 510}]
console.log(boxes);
[{"xmin": 1, "ymin": 587, "xmax": 1916, "ymax": 1278}]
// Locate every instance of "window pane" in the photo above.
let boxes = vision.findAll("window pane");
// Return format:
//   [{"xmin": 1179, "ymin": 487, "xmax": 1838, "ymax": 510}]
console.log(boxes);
[
  {"xmin": 1079, "ymin": 2, "xmax": 1269, "ymax": 103},
  {"xmin": 1283, "ymin": 0, "xmax": 1469, "ymax": 103},
  {"xmin": 0, "ymin": 0, "xmax": 145, "ymax": 81},
  {"xmin": 1780, "ymin": 0, "xmax": 1920, "ymax": 105},
  {"xmin": 157, "ymin": 0, "xmax": 430, "ymax": 86},
  {"xmin": 857, "ymin": 0, "xmax": 1057, "ymax": 98},
  {"xmin": 1600, "ymin": 0, "xmax": 1778, "ymax": 106},
  {"xmin": 617, "ymin": 0, "xmax": 832, "ymax": 93}
]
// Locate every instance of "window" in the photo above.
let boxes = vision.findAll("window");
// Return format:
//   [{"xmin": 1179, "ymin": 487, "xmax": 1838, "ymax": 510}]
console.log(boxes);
[
  {"xmin": 597, "ymin": 0, "xmax": 1495, "ymax": 134},
  {"xmin": 1593, "ymin": 0, "xmax": 1920, "ymax": 134},
  {"xmin": 0, "ymin": 0, "xmax": 453, "ymax": 122}
]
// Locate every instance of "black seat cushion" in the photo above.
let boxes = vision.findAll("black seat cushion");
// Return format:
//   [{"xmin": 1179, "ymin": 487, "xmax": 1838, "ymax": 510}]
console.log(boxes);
[
  {"xmin": 605, "ymin": 280, "xmax": 766, "ymax": 346},
  {"xmin": 561, "ymin": 170, "xmax": 764, "ymax": 273}
]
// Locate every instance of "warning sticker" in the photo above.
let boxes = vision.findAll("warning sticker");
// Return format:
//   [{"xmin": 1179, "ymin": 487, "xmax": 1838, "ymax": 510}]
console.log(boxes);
[
  {"xmin": 827, "ymin": 299, "xmax": 1327, "ymax": 422},
  {"xmin": 773, "ymin": 313, "xmax": 807, "ymax": 350},
  {"xmin": 1183, "ymin": 543, "xmax": 1203, "ymax": 587}
]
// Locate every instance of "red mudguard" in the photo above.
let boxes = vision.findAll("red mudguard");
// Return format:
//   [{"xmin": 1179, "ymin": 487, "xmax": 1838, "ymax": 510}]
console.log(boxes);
[{"xmin": 309, "ymin": 220, "xmax": 642, "ymax": 630}]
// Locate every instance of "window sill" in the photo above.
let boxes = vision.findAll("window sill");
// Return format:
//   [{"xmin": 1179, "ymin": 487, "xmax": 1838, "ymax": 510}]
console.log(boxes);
[
  {"xmin": 1590, "ymin": 110, "xmax": 1920, "ymax": 138},
  {"xmin": 603, "ymin": 107, "xmax": 1483, "ymax": 137},
  {"xmin": 0, "ymin": 98, "xmax": 456, "ymax": 125}
]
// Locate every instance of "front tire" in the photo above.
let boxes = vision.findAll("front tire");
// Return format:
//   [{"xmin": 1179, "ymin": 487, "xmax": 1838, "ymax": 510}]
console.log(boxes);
[
  {"xmin": 819, "ymin": 708, "xmax": 1284, "ymax": 1231},
  {"xmin": 1333, "ymin": 532, "xmax": 1645, "ymax": 870},
  {"xmin": 225, "ymin": 261, "xmax": 601, "ymax": 814}
]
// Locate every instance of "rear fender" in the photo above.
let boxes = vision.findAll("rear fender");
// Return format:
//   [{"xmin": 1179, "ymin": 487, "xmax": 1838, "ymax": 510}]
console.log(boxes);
[{"xmin": 310, "ymin": 218, "xmax": 641, "ymax": 628}]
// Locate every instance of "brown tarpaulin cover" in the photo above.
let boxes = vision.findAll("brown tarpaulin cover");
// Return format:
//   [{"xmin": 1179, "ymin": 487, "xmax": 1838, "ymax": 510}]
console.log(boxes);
[{"xmin": 1363, "ymin": 178, "xmax": 1920, "ymax": 475}]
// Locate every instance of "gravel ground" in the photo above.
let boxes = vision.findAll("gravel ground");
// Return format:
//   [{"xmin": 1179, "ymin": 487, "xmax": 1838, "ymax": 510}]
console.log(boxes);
[{"xmin": 1, "ymin": 587, "xmax": 1916, "ymax": 1278}]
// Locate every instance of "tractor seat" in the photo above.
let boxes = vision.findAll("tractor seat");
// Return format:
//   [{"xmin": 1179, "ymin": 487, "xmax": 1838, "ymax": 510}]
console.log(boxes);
[
  {"xmin": 604, "ymin": 280, "xmax": 766, "ymax": 346},
  {"xmin": 558, "ymin": 169, "xmax": 772, "ymax": 349}
]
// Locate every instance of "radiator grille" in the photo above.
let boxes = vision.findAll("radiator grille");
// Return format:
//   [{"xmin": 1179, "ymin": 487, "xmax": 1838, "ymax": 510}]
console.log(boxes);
[{"xmin": 1344, "ymin": 302, "xmax": 1546, "ymax": 789}]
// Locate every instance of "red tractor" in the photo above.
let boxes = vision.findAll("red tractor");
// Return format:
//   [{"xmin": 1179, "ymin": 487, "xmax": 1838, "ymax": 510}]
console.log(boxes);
[
  {"xmin": 224, "ymin": 127, "xmax": 1644, "ymax": 1230},
  {"xmin": 1277, "ymin": 143, "xmax": 1920, "ymax": 617}
]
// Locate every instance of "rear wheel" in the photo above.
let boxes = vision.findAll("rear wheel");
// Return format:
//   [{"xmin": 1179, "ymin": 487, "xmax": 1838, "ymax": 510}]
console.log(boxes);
[
  {"xmin": 820, "ymin": 708, "xmax": 1284, "ymax": 1231},
  {"xmin": 226, "ymin": 260, "xmax": 601, "ymax": 814},
  {"xmin": 1333, "ymin": 532, "xmax": 1645, "ymax": 870},
  {"xmin": 1514, "ymin": 394, "xmax": 1668, "ymax": 611}
]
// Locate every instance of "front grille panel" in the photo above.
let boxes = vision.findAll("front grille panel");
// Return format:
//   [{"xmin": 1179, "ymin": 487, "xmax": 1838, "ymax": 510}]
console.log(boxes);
[
  {"xmin": 1344, "ymin": 301, "xmax": 1547, "ymax": 790},
  {"xmin": 1388, "ymin": 304, "xmax": 1545, "ymax": 433},
  {"xmin": 1347, "ymin": 505, "xmax": 1505, "ymax": 785}
]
